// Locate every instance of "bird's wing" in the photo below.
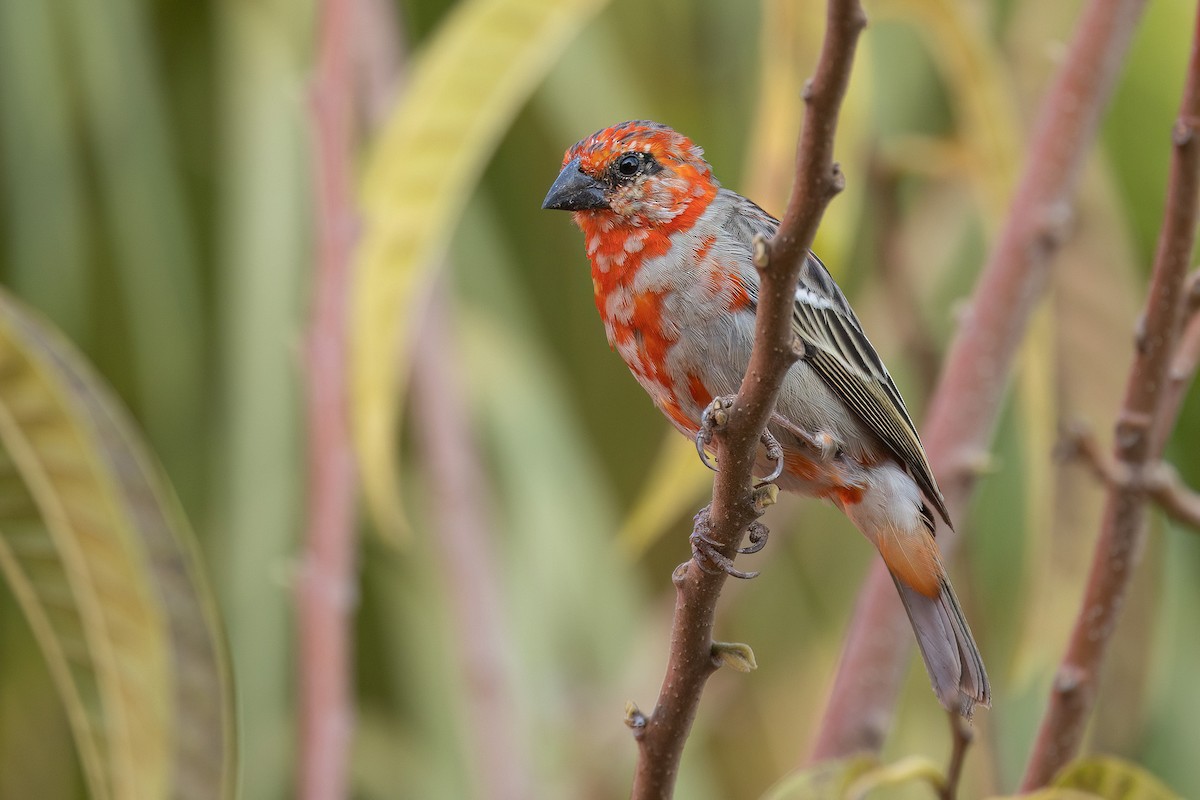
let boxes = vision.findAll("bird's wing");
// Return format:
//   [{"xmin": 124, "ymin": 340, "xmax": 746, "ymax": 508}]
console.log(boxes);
[{"xmin": 718, "ymin": 189, "xmax": 950, "ymax": 526}]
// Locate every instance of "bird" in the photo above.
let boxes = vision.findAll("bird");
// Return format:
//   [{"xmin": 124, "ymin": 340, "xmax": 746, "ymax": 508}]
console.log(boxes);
[{"xmin": 541, "ymin": 120, "xmax": 989, "ymax": 716}]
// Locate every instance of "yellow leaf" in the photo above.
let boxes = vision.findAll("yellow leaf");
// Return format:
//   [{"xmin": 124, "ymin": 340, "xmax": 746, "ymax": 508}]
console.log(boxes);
[
  {"xmin": 0, "ymin": 289, "xmax": 235, "ymax": 799},
  {"xmin": 845, "ymin": 755, "xmax": 946, "ymax": 799},
  {"xmin": 712, "ymin": 641, "xmax": 758, "ymax": 673},
  {"xmin": 758, "ymin": 755, "xmax": 878, "ymax": 800},
  {"xmin": 1052, "ymin": 756, "xmax": 1183, "ymax": 800},
  {"xmin": 986, "ymin": 756, "xmax": 1182, "ymax": 800},
  {"xmin": 351, "ymin": 0, "xmax": 610, "ymax": 542}
]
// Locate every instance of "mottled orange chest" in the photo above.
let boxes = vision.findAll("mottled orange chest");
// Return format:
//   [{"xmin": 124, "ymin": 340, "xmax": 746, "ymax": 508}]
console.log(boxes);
[{"xmin": 579, "ymin": 225, "xmax": 674, "ymax": 381}]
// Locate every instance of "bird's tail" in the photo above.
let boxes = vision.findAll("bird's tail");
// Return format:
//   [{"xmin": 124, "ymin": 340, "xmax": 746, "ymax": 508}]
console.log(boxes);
[
  {"xmin": 890, "ymin": 571, "xmax": 990, "ymax": 716},
  {"xmin": 836, "ymin": 461, "xmax": 990, "ymax": 715}
]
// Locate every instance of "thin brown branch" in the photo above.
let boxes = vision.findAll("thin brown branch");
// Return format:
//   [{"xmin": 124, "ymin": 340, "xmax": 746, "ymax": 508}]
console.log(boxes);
[
  {"xmin": 810, "ymin": 0, "xmax": 1149, "ymax": 759},
  {"xmin": 298, "ymin": 0, "xmax": 360, "ymax": 796},
  {"xmin": 1061, "ymin": 425, "xmax": 1200, "ymax": 530},
  {"xmin": 1021, "ymin": 5, "xmax": 1200, "ymax": 788},
  {"xmin": 1146, "ymin": 462, "xmax": 1200, "ymax": 529},
  {"xmin": 940, "ymin": 713, "xmax": 973, "ymax": 800},
  {"xmin": 411, "ymin": 293, "xmax": 533, "ymax": 800},
  {"xmin": 352, "ymin": 0, "xmax": 404, "ymax": 130},
  {"xmin": 1151, "ymin": 274, "xmax": 1200, "ymax": 453},
  {"xmin": 629, "ymin": 1, "xmax": 867, "ymax": 797}
]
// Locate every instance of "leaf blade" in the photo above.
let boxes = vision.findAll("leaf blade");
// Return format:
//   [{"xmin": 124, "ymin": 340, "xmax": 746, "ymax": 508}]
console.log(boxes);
[
  {"xmin": 351, "ymin": 0, "xmax": 610, "ymax": 539},
  {"xmin": 0, "ymin": 290, "xmax": 236, "ymax": 799}
]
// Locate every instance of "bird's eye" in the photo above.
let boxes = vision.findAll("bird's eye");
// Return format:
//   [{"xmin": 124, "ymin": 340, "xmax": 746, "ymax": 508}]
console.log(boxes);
[{"xmin": 616, "ymin": 153, "xmax": 642, "ymax": 177}]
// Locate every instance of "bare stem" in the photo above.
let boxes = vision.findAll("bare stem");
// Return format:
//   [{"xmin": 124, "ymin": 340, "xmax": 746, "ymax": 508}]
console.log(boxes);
[
  {"xmin": 940, "ymin": 714, "xmax": 973, "ymax": 800},
  {"xmin": 629, "ymin": 1, "xmax": 867, "ymax": 797},
  {"xmin": 297, "ymin": 0, "xmax": 359, "ymax": 796},
  {"xmin": 1061, "ymin": 425, "xmax": 1200, "ymax": 530},
  {"xmin": 1022, "ymin": 12, "xmax": 1200, "ymax": 781},
  {"xmin": 810, "ymin": 0, "xmax": 1149, "ymax": 759},
  {"xmin": 1152, "ymin": 273, "xmax": 1200, "ymax": 453},
  {"xmin": 411, "ymin": 293, "xmax": 534, "ymax": 800}
]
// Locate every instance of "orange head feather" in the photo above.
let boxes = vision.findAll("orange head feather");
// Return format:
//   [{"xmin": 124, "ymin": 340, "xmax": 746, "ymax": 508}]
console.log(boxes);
[{"xmin": 548, "ymin": 121, "xmax": 719, "ymax": 235}]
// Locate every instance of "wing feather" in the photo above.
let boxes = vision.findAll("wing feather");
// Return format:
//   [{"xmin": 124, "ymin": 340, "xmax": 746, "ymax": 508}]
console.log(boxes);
[{"xmin": 715, "ymin": 189, "xmax": 950, "ymax": 525}]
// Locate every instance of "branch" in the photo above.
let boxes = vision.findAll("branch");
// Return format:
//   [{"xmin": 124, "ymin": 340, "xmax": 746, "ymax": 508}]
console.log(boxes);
[
  {"xmin": 1151, "ymin": 270, "xmax": 1200, "ymax": 453},
  {"xmin": 1021, "ymin": 5, "xmax": 1200, "ymax": 787},
  {"xmin": 1146, "ymin": 461, "xmax": 1200, "ymax": 530},
  {"xmin": 1061, "ymin": 425, "xmax": 1200, "ymax": 530},
  {"xmin": 940, "ymin": 714, "xmax": 973, "ymax": 800},
  {"xmin": 810, "ymin": 0, "xmax": 1149, "ymax": 759},
  {"xmin": 628, "ymin": 1, "xmax": 867, "ymax": 796},
  {"xmin": 297, "ymin": 0, "xmax": 360, "ymax": 796}
]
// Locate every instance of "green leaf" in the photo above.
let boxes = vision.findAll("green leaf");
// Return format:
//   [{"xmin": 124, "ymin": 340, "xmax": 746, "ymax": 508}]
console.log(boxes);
[
  {"xmin": 351, "ymin": 0, "xmax": 611, "ymax": 541},
  {"xmin": 60, "ymin": 0, "xmax": 207, "ymax": 489},
  {"xmin": 1052, "ymin": 756, "xmax": 1183, "ymax": 800},
  {"xmin": 759, "ymin": 756, "xmax": 878, "ymax": 800},
  {"xmin": 0, "ymin": 289, "xmax": 236, "ymax": 799}
]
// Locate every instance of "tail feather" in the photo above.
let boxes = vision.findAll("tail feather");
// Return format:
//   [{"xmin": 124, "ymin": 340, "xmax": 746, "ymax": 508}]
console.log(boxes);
[
  {"xmin": 834, "ymin": 460, "xmax": 989, "ymax": 715},
  {"xmin": 891, "ymin": 573, "xmax": 990, "ymax": 716}
]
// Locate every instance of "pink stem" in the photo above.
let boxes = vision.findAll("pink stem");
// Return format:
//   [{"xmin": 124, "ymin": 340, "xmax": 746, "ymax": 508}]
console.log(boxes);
[
  {"xmin": 810, "ymin": 0, "xmax": 1149, "ymax": 760},
  {"xmin": 298, "ymin": 0, "xmax": 359, "ymax": 796},
  {"xmin": 1021, "ymin": 5, "xmax": 1200, "ymax": 785}
]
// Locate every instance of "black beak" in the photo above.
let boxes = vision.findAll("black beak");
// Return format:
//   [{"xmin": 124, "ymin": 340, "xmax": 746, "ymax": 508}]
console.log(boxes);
[{"xmin": 542, "ymin": 157, "xmax": 608, "ymax": 211}]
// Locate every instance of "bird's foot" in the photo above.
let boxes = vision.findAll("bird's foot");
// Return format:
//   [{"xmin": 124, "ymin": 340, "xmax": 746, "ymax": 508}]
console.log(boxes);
[
  {"xmin": 689, "ymin": 507, "xmax": 767, "ymax": 580},
  {"xmin": 695, "ymin": 395, "xmax": 736, "ymax": 472},
  {"xmin": 695, "ymin": 396, "xmax": 786, "ymax": 486},
  {"xmin": 757, "ymin": 429, "xmax": 784, "ymax": 486}
]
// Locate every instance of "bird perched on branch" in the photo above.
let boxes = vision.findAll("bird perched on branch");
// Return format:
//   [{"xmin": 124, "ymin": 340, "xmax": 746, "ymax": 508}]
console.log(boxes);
[{"xmin": 542, "ymin": 120, "xmax": 989, "ymax": 716}]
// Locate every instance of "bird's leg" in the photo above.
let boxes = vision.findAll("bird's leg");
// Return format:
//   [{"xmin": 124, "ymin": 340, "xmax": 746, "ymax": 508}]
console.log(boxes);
[
  {"xmin": 770, "ymin": 412, "xmax": 840, "ymax": 462},
  {"xmin": 689, "ymin": 507, "xmax": 765, "ymax": 580}
]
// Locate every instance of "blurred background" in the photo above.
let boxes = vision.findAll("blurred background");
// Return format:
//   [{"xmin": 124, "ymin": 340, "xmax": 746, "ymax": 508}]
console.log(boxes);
[{"xmin": 0, "ymin": 0, "xmax": 1197, "ymax": 797}]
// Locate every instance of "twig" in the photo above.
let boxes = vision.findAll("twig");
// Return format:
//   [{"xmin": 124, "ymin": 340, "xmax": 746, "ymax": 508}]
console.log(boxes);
[
  {"xmin": 940, "ymin": 714, "xmax": 973, "ymax": 800},
  {"xmin": 628, "ymin": 1, "xmax": 867, "ymax": 796},
  {"xmin": 411, "ymin": 291, "xmax": 534, "ymax": 800},
  {"xmin": 1151, "ymin": 272, "xmax": 1200, "ymax": 453},
  {"xmin": 352, "ymin": 0, "xmax": 404, "ymax": 130},
  {"xmin": 1145, "ymin": 461, "xmax": 1200, "ymax": 530},
  {"xmin": 297, "ymin": 0, "xmax": 360, "ymax": 797},
  {"xmin": 1021, "ymin": 4, "xmax": 1200, "ymax": 787},
  {"xmin": 1061, "ymin": 425, "xmax": 1200, "ymax": 530},
  {"xmin": 810, "ymin": 0, "xmax": 1149, "ymax": 758}
]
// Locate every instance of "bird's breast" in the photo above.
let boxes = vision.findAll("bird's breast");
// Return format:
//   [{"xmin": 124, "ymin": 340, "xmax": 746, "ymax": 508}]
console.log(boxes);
[{"xmin": 590, "ymin": 235, "xmax": 759, "ymax": 436}]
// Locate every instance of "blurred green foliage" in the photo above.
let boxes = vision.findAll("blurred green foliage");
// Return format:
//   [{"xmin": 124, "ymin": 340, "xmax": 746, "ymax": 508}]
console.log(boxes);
[{"xmin": 0, "ymin": 0, "xmax": 1198, "ymax": 798}]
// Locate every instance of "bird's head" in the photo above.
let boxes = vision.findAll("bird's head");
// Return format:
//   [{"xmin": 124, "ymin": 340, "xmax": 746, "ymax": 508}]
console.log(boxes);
[{"xmin": 542, "ymin": 121, "xmax": 719, "ymax": 232}]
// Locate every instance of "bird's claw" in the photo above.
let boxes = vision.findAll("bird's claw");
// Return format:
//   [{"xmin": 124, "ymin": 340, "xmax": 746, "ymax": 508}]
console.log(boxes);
[
  {"xmin": 757, "ymin": 429, "xmax": 784, "ymax": 486},
  {"xmin": 695, "ymin": 397, "xmax": 785, "ymax": 486},
  {"xmin": 695, "ymin": 432, "xmax": 718, "ymax": 472},
  {"xmin": 738, "ymin": 521, "xmax": 769, "ymax": 555},
  {"xmin": 695, "ymin": 396, "xmax": 736, "ymax": 473},
  {"xmin": 689, "ymin": 508, "xmax": 764, "ymax": 580},
  {"xmin": 691, "ymin": 530, "xmax": 759, "ymax": 579}
]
